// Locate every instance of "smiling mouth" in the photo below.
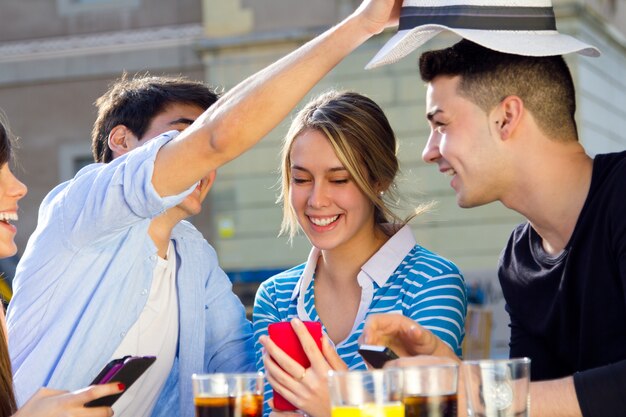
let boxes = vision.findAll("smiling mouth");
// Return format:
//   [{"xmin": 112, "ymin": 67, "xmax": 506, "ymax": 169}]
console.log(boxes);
[
  {"xmin": 0, "ymin": 212, "xmax": 17, "ymax": 226},
  {"xmin": 442, "ymin": 168, "xmax": 456, "ymax": 177},
  {"xmin": 309, "ymin": 215, "xmax": 339, "ymax": 226}
]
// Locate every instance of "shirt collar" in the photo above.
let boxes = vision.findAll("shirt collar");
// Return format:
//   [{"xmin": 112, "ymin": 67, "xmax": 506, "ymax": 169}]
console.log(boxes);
[
  {"xmin": 290, "ymin": 224, "xmax": 416, "ymax": 301},
  {"xmin": 291, "ymin": 247, "xmax": 320, "ymax": 301},
  {"xmin": 362, "ymin": 224, "xmax": 415, "ymax": 287}
]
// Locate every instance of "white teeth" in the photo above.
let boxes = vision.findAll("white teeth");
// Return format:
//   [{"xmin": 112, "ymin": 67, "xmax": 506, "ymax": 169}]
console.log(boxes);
[
  {"xmin": 443, "ymin": 169, "xmax": 456, "ymax": 177},
  {"xmin": 0, "ymin": 212, "xmax": 17, "ymax": 223},
  {"xmin": 310, "ymin": 215, "xmax": 338, "ymax": 226}
]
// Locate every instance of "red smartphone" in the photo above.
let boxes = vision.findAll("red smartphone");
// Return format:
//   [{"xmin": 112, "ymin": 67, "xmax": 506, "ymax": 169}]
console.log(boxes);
[
  {"xmin": 268, "ymin": 321, "xmax": 323, "ymax": 411},
  {"xmin": 85, "ymin": 355, "xmax": 156, "ymax": 407}
]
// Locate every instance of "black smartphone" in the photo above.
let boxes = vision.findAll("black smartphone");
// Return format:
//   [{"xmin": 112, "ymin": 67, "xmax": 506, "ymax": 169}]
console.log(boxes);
[
  {"xmin": 358, "ymin": 345, "xmax": 399, "ymax": 369},
  {"xmin": 85, "ymin": 355, "xmax": 156, "ymax": 408}
]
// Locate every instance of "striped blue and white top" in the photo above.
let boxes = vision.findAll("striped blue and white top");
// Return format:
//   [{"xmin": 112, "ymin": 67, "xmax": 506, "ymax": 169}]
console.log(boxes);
[{"xmin": 253, "ymin": 225, "xmax": 467, "ymax": 415}]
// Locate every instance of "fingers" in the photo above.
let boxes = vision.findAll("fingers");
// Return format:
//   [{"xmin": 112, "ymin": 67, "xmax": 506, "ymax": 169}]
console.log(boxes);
[
  {"xmin": 290, "ymin": 319, "xmax": 327, "ymax": 373},
  {"xmin": 70, "ymin": 382, "xmax": 125, "ymax": 406},
  {"xmin": 30, "ymin": 387, "xmax": 69, "ymax": 399},
  {"xmin": 361, "ymin": 314, "xmax": 420, "ymax": 355},
  {"xmin": 259, "ymin": 335, "xmax": 306, "ymax": 381},
  {"xmin": 361, "ymin": 314, "xmax": 450, "ymax": 357},
  {"xmin": 262, "ymin": 353, "xmax": 300, "ymax": 407},
  {"xmin": 360, "ymin": 313, "xmax": 407, "ymax": 345},
  {"xmin": 17, "ymin": 384, "xmax": 121, "ymax": 417},
  {"xmin": 321, "ymin": 335, "xmax": 348, "ymax": 371},
  {"xmin": 405, "ymin": 326, "xmax": 459, "ymax": 360}
]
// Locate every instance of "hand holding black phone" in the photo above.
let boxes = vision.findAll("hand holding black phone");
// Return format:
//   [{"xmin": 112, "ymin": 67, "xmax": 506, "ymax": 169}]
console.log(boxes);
[
  {"xmin": 358, "ymin": 345, "xmax": 399, "ymax": 369},
  {"xmin": 85, "ymin": 355, "xmax": 156, "ymax": 408}
]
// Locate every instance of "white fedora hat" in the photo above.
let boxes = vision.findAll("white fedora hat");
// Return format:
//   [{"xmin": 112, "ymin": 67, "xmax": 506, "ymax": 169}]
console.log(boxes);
[{"xmin": 365, "ymin": 0, "xmax": 601, "ymax": 69}]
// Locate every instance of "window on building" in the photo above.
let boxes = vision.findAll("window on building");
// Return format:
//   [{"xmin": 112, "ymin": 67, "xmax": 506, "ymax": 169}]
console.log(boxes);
[
  {"xmin": 57, "ymin": 0, "xmax": 140, "ymax": 15},
  {"xmin": 58, "ymin": 143, "xmax": 94, "ymax": 181}
]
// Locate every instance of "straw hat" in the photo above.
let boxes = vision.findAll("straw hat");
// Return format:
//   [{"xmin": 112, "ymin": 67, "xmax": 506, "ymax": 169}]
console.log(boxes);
[{"xmin": 365, "ymin": 0, "xmax": 601, "ymax": 69}]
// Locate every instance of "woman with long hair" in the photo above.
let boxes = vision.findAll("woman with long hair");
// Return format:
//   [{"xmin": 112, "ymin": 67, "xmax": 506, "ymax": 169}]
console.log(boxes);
[
  {"xmin": 254, "ymin": 91, "xmax": 467, "ymax": 417},
  {"xmin": 0, "ymin": 116, "xmax": 124, "ymax": 417}
]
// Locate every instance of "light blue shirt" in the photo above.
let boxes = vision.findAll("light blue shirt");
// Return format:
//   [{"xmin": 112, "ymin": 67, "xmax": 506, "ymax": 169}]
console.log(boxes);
[
  {"xmin": 253, "ymin": 225, "xmax": 467, "ymax": 415},
  {"xmin": 7, "ymin": 132, "xmax": 255, "ymax": 417}
]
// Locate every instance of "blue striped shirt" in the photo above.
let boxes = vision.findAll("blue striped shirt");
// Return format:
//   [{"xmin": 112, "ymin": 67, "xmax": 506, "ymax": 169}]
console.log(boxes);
[{"xmin": 253, "ymin": 225, "xmax": 467, "ymax": 415}]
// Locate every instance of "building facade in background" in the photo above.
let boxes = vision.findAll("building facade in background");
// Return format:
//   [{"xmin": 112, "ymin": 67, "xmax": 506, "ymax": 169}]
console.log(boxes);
[{"xmin": 0, "ymin": 0, "xmax": 625, "ymax": 354}]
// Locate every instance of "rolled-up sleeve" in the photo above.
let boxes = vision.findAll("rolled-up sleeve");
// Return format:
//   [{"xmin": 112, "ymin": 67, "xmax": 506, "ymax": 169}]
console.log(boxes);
[{"xmin": 60, "ymin": 132, "xmax": 196, "ymax": 248}]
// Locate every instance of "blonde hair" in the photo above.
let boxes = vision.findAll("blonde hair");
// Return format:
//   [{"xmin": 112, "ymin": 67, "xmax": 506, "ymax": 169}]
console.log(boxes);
[{"xmin": 278, "ymin": 90, "xmax": 426, "ymax": 242}]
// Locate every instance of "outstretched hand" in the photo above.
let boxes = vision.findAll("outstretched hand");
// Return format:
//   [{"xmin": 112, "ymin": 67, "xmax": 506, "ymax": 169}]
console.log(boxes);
[
  {"xmin": 360, "ymin": 313, "xmax": 460, "ymax": 361},
  {"xmin": 13, "ymin": 382, "xmax": 124, "ymax": 417}
]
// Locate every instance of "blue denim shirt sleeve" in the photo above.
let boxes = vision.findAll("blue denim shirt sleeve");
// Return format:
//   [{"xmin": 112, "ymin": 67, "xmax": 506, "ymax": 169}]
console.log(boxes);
[
  {"xmin": 9, "ymin": 129, "xmax": 255, "ymax": 416},
  {"xmin": 57, "ymin": 132, "xmax": 196, "ymax": 249},
  {"xmin": 6, "ymin": 132, "xmax": 197, "ymax": 405}
]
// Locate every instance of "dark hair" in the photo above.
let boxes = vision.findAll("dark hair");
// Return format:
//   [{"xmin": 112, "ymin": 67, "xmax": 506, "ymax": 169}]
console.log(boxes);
[
  {"xmin": 0, "ymin": 118, "xmax": 17, "ymax": 417},
  {"xmin": 279, "ymin": 90, "xmax": 428, "ymax": 241},
  {"xmin": 91, "ymin": 73, "xmax": 220, "ymax": 163},
  {"xmin": 419, "ymin": 40, "xmax": 578, "ymax": 140},
  {"xmin": 0, "ymin": 119, "xmax": 12, "ymax": 167}
]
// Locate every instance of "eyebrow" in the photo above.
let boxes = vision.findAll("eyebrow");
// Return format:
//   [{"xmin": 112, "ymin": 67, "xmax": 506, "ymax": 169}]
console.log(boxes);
[
  {"xmin": 169, "ymin": 118, "xmax": 195, "ymax": 126},
  {"xmin": 291, "ymin": 165, "xmax": 347, "ymax": 173}
]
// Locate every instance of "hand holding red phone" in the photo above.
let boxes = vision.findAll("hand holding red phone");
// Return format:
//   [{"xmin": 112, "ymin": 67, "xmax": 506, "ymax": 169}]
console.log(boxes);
[
  {"xmin": 260, "ymin": 319, "xmax": 347, "ymax": 417},
  {"xmin": 267, "ymin": 321, "xmax": 323, "ymax": 411}
]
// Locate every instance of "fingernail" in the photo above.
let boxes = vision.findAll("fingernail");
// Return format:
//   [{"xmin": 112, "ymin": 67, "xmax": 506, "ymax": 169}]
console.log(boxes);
[
  {"xmin": 292, "ymin": 318, "xmax": 302, "ymax": 327},
  {"xmin": 118, "ymin": 383, "xmax": 126, "ymax": 391}
]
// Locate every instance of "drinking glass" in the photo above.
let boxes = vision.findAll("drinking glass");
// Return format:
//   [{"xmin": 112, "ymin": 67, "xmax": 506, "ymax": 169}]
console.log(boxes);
[
  {"xmin": 192, "ymin": 372, "xmax": 264, "ymax": 417},
  {"xmin": 463, "ymin": 358, "xmax": 530, "ymax": 417},
  {"xmin": 328, "ymin": 368, "xmax": 404, "ymax": 417},
  {"xmin": 402, "ymin": 363, "xmax": 458, "ymax": 417}
]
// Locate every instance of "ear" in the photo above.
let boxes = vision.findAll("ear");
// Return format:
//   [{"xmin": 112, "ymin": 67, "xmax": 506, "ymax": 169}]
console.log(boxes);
[
  {"xmin": 373, "ymin": 179, "xmax": 391, "ymax": 195},
  {"xmin": 493, "ymin": 95, "xmax": 524, "ymax": 140},
  {"xmin": 107, "ymin": 125, "xmax": 135, "ymax": 158}
]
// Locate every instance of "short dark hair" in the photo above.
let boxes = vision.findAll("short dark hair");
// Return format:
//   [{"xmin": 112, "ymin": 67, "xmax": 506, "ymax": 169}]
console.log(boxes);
[
  {"xmin": 91, "ymin": 73, "xmax": 220, "ymax": 163},
  {"xmin": 419, "ymin": 40, "xmax": 578, "ymax": 140}
]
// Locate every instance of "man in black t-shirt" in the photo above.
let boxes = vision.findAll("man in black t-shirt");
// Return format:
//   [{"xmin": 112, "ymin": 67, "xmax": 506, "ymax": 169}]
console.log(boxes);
[{"xmin": 359, "ymin": 4, "xmax": 626, "ymax": 416}]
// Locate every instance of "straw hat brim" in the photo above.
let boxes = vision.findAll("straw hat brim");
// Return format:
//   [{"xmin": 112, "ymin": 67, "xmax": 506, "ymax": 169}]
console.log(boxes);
[{"xmin": 365, "ymin": 25, "xmax": 601, "ymax": 69}]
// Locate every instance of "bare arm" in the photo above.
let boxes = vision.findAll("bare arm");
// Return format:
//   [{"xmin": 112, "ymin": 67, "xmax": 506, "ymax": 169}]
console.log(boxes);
[
  {"xmin": 152, "ymin": 0, "xmax": 400, "ymax": 196},
  {"xmin": 530, "ymin": 377, "xmax": 582, "ymax": 417}
]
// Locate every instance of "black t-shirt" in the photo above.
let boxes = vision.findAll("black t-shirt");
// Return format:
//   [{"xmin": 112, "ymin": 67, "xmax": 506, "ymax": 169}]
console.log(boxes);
[{"xmin": 499, "ymin": 151, "xmax": 626, "ymax": 417}]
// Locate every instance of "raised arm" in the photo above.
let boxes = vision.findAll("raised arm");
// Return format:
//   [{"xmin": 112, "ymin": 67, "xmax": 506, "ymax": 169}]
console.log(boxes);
[{"xmin": 152, "ymin": 0, "xmax": 400, "ymax": 197}]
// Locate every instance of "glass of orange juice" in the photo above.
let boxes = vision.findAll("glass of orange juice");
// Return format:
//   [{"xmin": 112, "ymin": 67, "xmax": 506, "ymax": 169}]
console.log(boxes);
[{"xmin": 328, "ymin": 369, "xmax": 404, "ymax": 417}]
